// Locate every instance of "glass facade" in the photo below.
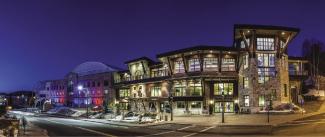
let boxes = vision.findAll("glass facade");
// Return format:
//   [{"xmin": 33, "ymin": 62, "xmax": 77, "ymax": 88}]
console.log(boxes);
[
  {"xmin": 221, "ymin": 58, "xmax": 235, "ymax": 71},
  {"xmin": 214, "ymin": 83, "xmax": 234, "ymax": 95},
  {"xmin": 189, "ymin": 58, "xmax": 201, "ymax": 72},
  {"xmin": 189, "ymin": 81, "xmax": 202, "ymax": 96},
  {"xmin": 174, "ymin": 60, "xmax": 185, "ymax": 74},
  {"xmin": 214, "ymin": 102, "xmax": 234, "ymax": 113},
  {"xmin": 119, "ymin": 89, "xmax": 130, "ymax": 98},
  {"xmin": 203, "ymin": 58, "xmax": 218, "ymax": 71},
  {"xmin": 151, "ymin": 86, "xmax": 161, "ymax": 97},
  {"xmin": 174, "ymin": 82, "xmax": 186, "ymax": 96},
  {"xmin": 257, "ymin": 37, "xmax": 275, "ymax": 50}
]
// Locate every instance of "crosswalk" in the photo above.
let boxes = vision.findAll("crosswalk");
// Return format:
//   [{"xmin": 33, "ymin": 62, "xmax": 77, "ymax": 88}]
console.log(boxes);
[{"xmin": 144, "ymin": 124, "xmax": 215, "ymax": 137}]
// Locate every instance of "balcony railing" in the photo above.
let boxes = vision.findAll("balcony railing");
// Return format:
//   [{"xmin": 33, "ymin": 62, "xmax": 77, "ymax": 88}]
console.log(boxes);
[
  {"xmin": 289, "ymin": 70, "xmax": 308, "ymax": 76},
  {"xmin": 115, "ymin": 70, "xmax": 169, "ymax": 83}
]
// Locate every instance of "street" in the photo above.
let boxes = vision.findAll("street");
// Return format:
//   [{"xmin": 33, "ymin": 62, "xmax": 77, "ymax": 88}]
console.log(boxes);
[{"xmin": 22, "ymin": 112, "xmax": 325, "ymax": 137}]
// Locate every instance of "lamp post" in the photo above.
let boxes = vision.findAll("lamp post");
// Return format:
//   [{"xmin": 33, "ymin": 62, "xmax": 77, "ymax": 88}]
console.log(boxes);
[
  {"xmin": 78, "ymin": 85, "xmax": 90, "ymax": 118},
  {"xmin": 221, "ymin": 91, "xmax": 225, "ymax": 123}
]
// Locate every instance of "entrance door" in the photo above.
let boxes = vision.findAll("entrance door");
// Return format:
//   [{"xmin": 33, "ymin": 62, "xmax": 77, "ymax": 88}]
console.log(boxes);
[{"xmin": 214, "ymin": 102, "xmax": 234, "ymax": 113}]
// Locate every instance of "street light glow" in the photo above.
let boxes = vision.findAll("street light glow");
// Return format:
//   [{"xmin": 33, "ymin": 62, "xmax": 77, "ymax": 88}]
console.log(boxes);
[{"xmin": 77, "ymin": 85, "xmax": 83, "ymax": 90}]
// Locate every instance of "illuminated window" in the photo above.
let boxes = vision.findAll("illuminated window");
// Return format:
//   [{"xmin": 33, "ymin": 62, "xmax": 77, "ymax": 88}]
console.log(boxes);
[
  {"xmin": 189, "ymin": 58, "xmax": 200, "ymax": 72},
  {"xmin": 189, "ymin": 81, "xmax": 202, "ymax": 96},
  {"xmin": 258, "ymin": 67, "xmax": 276, "ymax": 84},
  {"xmin": 257, "ymin": 37, "xmax": 275, "ymax": 50},
  {"xmin": 243, "ymin": 77, "xmax": 249, "ymax": 89},
  {"xmin": 214, "ymin": 102, "xmax": 234, "ymax": 112},
  {"xmin": 151, "ymin": 86, "xmax": 161, "ymax": 97},
  {"xmin": 214, "ymin": 83, "xmax": 233, "ymax": 95},
  {"xmin": 174, "ymin": 82, "xmax": 186, "ymax": 96},
  {"xmin": 174, "ymin": 60, "xmax": 185, "ymax": 74},
  {"xmin": 284, "ymin": 84, "xmax": 288, "ymax": 97},
  {"xmin": 190, "ymin": 101, "xmax": 202, "ymax": 109},
  {"xmin": 259, "ymin": 95, "xmax": 265, "ymax": 106},
  {"xmin": 119, "ymin": 89, "xmax": 130, "ymax": 98},
  {"xmin": 203, "ymin": 58, "xmax": 218, "ymax": 71},
  {"xmin": 244, "ymin": 95, "xmax": 249, "ymax": 107},
  {"xmin": 221, "ymin": 58, "xmax": 235, "ymax": 71},
  {"xmin": 257, "ymin": 53, "xmax": 275, "ymax": 67}
]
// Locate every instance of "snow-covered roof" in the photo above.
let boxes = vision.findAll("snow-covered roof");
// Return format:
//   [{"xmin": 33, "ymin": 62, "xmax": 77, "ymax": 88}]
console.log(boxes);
[{"xmin": 72, "ymin": 61, "xmax": 118, "ymax": 76}]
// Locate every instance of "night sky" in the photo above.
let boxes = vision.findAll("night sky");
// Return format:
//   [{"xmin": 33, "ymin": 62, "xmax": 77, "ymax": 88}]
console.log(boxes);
[{"xmin": 0, "ymin": 0, "xmax": 324, "ymax": 91}]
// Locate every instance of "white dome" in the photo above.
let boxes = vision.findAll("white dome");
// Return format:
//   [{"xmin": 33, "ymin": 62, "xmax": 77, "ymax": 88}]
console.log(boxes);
[{"xmin": 72, "ymin": 61, "xmax": 118, "ymax": 76}]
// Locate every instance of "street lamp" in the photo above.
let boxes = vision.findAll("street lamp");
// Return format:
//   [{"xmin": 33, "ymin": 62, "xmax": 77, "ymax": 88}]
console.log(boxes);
[
  {"xmin": 78, "ymin": 85, "xmax": 90, "ymax": 117},
  {"xmin": 221, "ymin": 91, "xmax": 225, "ymax": 123}
]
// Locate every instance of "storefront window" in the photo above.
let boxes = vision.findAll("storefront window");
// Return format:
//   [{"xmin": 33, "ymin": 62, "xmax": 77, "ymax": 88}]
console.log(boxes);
[
  {"xmin": 176, "ymin": 101, "xmax": 186, "ymax": 109},
  {"xmin": 214, "ymin": 83, "xmax": 234, "ymax": 95},
  {"xmin": 214, "ymin": 102, "xmax": 234, "ymax": 112},
  {"xmin": 189, "ymin": 58, "xmax": 201, "ymax": 72},
  {"xmin": 244, "ymin": 95, "xmax": 249, "ymax": 107},
  {"xmin": 203, "ymin": 58, "xmax": 218, "ymax": 71},
  {"xmin": 191, "ymin": 101, "xmax": 202, "ymax": 109},
  {"xmin": 151, "ymin": 86, "xmax": 161, "ymax": 97}
]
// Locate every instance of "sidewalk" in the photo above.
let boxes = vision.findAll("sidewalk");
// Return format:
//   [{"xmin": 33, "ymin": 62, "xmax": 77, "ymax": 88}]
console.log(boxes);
[
  {"xmin": 18, "ymin": 122, "xmax": 48, "ymax": 137},
  {"xmin": 81, "ymin": 101, "xmax": 325, "ymax": 128}
]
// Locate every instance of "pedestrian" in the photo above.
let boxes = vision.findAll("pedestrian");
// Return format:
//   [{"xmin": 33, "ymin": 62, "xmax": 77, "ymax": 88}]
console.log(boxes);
[
  {"xmin": 22, "ymin": 116, "xmax": 27, "ymax": 135},
  {"xmin": 234, "ymin": 103, "xmax": 239, "ymax": 114}
]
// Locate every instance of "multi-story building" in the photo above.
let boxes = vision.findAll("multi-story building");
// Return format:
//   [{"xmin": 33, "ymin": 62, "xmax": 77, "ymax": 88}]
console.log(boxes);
[
  {"xmin": 114, "ymin": 24, "xmax": 307, "ymax": 115},
  {"xmin": 37, "ymin": 61, "xmax": 119, "ymax": 110}
]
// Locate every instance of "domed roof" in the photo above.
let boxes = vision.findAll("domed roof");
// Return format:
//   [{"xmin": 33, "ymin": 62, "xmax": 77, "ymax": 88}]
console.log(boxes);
[{"xmin": 72, "ymin": 61, "xmax": 118, "ymax": 76}]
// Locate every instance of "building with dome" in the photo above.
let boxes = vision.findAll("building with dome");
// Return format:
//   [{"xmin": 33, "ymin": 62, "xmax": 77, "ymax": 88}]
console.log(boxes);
[{"xmin": 37, "ymin": 61, "xmax": 120, "ymax": 110}]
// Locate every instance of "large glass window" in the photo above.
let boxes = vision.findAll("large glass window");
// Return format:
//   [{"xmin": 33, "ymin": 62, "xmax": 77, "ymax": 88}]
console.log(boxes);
[
  {"xmin": 203, "ymin": 58, "xmax": 218, "ymax": 71},
  {"xmin": 257, "ymin": 53, "xmax": 275, "ymax": 67},
  {"xmin": 174, "ymin": 82, "xmax": 186, "ymax": 96},
  {"xmin": 214, "ymin": 83, "xmax": 234, "ymax": 95},
  {"xmin": 259, "ymin": 95, "xmax": 265, "ymax": 107},
  {"xmin": 151, "ymin": 86, "xmax": 161, "ymax": 97},
  {"xmin": 189, "ymin": 58, "xmax": 201, "ymax": 72},
  {"xmin": 189, "ymin": 81, "xmax": 202, "ymax": 96},
  {"xmin": 221, "ymin": 58, "xmax": 235, "ymax": 71},
  {"xmin": 258, "ymin": 67, "xmax": 276, "ymax": 84},
  {"xmin": 244, "ymin": 95, "xmax": 249, "ymax": 107},
  {"xmin": 151, "ymin": 67, "xmax": 168, "ymax": 77},
  {"xmin": 176, "ymin": 101, "xmax": 186, "ymax": 109},
  {"xmin": 174, "ymin": 60, "xmax": 185, "ymax": 74},
  {"xmin": 214, "ymin": 102, "xmax": 234, "ymax": 113},
  {"xmin": 119, "ymin": 89, "xmax": 130, "ymax": 98},
  {"xmin": 190, "ymin": 101, "xmax": 202, "ymax": 109},
  {"xmin": 257, "ymin": 37, "xmax": 275, "ymax": 50}
]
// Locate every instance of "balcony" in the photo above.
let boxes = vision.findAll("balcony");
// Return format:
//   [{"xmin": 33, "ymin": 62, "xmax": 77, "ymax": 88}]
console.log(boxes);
[
  {"xmin": 289, "ymin": 70, "xmax": 308, "ymax": 76},
  {"xmin": 115, "ymin": 70, "xmax": 169, "ymax": 83}
]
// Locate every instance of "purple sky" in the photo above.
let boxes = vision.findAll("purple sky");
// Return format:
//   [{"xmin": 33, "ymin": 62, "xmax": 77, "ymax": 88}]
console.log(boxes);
[{"xmin": 0, "ymin": 0, "xmax": 324, "ymax": 91}]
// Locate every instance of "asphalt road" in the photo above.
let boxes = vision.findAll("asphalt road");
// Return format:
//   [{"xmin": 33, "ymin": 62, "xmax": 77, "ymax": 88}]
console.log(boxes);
[{"xmin": 24, "ymin": 113, "xmax": 325, "ymax": 137}]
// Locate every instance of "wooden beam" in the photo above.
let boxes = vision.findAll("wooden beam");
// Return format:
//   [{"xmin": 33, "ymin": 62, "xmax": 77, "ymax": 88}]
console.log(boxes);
[
  {"xmin": 181, "ymin": 54, "xmax": 188, "ymax": 73},
  {"xmin": 167, "ymin": 57, "xmax": 173, "ymax": 75},
  {"xmin": 280, "ymin": 33, "xmax": 292, "ymax": 55}
]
